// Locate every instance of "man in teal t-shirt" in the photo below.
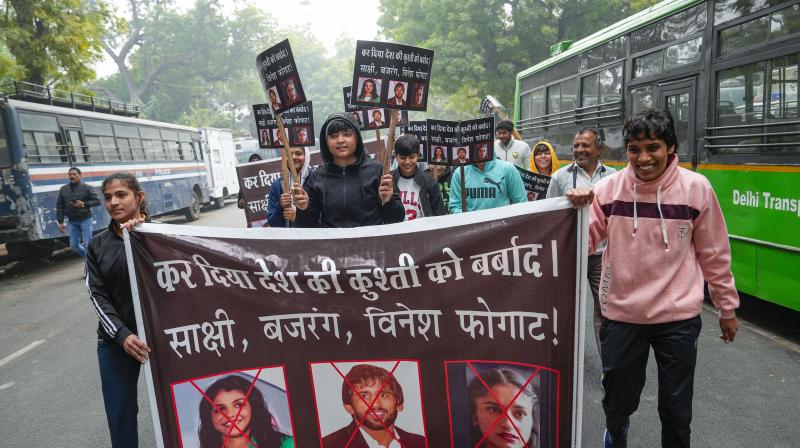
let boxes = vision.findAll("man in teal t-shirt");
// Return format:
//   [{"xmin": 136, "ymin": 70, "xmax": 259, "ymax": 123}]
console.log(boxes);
[{"xmin": 448, "ymin": 158, "xmax": 527, "ymax": 213}]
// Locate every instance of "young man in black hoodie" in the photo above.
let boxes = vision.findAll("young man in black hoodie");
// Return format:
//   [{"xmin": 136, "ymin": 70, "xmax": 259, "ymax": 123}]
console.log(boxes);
[
  {"xmin": 293, "ymin": 113, "xmax": 404, "ymax": 227},
  {"xmin": 391, "ymin": 134, "xmax": 446, "ymax": 220}
]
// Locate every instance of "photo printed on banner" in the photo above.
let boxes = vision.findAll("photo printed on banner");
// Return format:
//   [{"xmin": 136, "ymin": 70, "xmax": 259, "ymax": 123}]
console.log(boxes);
[
  {"xmin": 256, "ymin": 39, "xmax": 306, "ymax": 115},
  {"xmin": 344, "ymin": 87, "xmax": 409, "ymax": 131},
  {"xmin": 426, "ymin": 117, "xmax": 494, "ymax": 167},
  {"xmin": 351, "ymin": 41, "xmax": 434, "ymax": 111},
  {"xmin": 253, "ymin": 102, "xmax": 315, "ymax": 149},
  {"xmin": 403, "ymin": 121, "xmax": 428, "ymax": 162}
]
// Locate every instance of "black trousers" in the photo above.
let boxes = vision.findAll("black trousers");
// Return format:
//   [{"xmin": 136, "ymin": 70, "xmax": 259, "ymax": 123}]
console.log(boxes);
[{"xmin": 601, "ymin": 315, "xmax": 702, "ymax": 448}]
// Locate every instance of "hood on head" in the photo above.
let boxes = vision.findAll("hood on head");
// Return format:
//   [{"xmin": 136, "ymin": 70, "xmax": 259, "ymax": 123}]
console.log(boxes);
[
  {"xmin": 530, "ymin": 141, "xmax": 560, "ymax": 175},
  {"xmin": 318, "ymin": 112, "xmax": 364, "ymax": 165}
]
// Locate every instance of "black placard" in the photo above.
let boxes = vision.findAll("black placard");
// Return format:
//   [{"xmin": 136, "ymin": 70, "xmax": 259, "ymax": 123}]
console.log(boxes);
[
  {"xmin": 253, "ymin": 102, "xmax": 315, "ymax": 148},
  {"xmin": 351, "ymin": 41, "xmax": 434, "ymax": 111},
  {"xmin": 426, "ymin": 117, "xmax": 494, "ymax": 166},
  {"xmin": 256, "ymin": 39, "xmax": 307, "ymax": 115},
  {"xmin": 344, "ymin": 87, "xmax": 409, "ymax": 131}
]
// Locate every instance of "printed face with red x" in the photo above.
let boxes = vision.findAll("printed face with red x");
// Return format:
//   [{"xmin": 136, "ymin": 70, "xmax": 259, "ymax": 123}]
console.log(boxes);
[
  {"xmin": 473, "ymin": 384, "xmax": 535, "ymax": 448},
  {"xmin": 210, "ymin": 389, "xmax": 252, "ymax": 439},
  {"xmin": 344, "ymin": 377, "xmax": 403, "ymax": 431}
]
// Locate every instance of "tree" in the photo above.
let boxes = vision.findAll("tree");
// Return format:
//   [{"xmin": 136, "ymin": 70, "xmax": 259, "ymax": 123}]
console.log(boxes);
[
  {"xmin": 378, "ymin": 0, "xmax": 659, "ymax": 115},
  {"xmin": 0, "ymin": 0, "xmax": 113, "ymax": 87}
]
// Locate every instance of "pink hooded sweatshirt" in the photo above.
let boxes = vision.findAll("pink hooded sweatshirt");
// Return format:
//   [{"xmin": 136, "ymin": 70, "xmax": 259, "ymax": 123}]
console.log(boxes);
[{"xmin": 589, "ymin": 154, "xmax": 739, "ymax": 324}]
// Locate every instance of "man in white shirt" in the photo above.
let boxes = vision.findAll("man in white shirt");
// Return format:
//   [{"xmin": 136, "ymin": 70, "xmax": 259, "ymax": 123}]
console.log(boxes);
[
  {"xmin": 494, "ymin": 120, "xmax": 531, "ymax": 169},
  {"xmin": 547, "ymin": 127, "xmax": 617, "ymax": 357}
]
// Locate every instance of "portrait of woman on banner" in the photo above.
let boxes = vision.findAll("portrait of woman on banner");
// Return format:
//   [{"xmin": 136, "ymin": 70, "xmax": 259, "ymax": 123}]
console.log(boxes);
[
  {"xmin": 197, "ymin": 375, "xmax": 294, "ymax": 448},
  {"xmin": 357, "ymin": 78, "xmax": 381, "ymax": 103},
  {"xmin": 468, "ymin": 368, "xmax": 539, "ymax": 448}
]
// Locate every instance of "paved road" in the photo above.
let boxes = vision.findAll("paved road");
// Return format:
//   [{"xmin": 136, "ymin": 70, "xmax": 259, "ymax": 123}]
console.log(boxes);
[{"xmin": 0, "ymin": 203, "xmax": 797, "ymax": 447}]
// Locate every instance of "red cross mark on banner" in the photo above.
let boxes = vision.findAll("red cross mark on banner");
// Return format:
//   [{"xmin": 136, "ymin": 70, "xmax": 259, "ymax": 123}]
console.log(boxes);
[
  {"xmin": 191, "ymin": 368, "xmax": 263, "ymax": 448},
  {"xmin": 331, "ymin": 361, "xmax": 406, "ymax": 448},
  {"xmin": 467, "ymin": 362, "xmax": 540, "ymax": 448}
]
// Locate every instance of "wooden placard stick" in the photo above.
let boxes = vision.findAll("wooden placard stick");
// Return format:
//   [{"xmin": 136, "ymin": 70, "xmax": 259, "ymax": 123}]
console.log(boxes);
[
  {"xmin": 276, "ymin": 114, "xmax": 299, "ymax": 186},
  {"xmin": 383, "ymin": 109, "xmax": 399, "ymax": 174},
  {"xmin": 374, "ymin": 128, "xmax": 382, "ymax": 162}
]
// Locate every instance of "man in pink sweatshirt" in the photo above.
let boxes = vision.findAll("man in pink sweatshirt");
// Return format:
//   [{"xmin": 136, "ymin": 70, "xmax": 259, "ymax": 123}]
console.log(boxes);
[{"xmin": 567, "ymin": 108, "xmax": 739, "ymax": 448}]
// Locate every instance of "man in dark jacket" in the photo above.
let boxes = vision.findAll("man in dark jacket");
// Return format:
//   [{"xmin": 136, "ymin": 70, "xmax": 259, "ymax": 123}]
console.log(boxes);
[
  {"xmin": 293, "ymin": 113, "xmax": 404, "ymax": 227},
  {"xmin": 391, "ymin": 134, "xmax": 446, "ymax": 220},
  {"xmin": 57, "ymin": 167, "xmax": 100, "ymax": 258}
]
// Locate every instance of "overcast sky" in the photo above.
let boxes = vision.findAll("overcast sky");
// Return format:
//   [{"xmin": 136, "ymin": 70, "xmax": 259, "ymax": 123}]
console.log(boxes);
[{"xmin": 95, "ymin": 0, "xmax": 381, "ymax": 77}]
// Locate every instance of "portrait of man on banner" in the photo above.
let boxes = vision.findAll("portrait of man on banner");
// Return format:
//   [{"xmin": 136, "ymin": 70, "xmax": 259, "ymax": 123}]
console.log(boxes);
[
  {"xmin": 312, "ymin": 361, "xmax": 427, "ymax": 448},
  {"xmin": 474, "ymin": 143, "xmax": 491, "ymax": 163},
  {"xmin": 410, "ymin": 83, "xmax": 426, "ymax": 108},
  {"xmin": 387, "ymin": 81, "xmax": 408, "ymax": 106},
  {"xmin": 281, "ymin": 76, "xmax": 302, "ymax": 106},
  {"xmin": 368, "ymin": 109, "xmax": 385, "ymax": 128},
  {"xmin": 171, "ymin": 367, "xmax": 295, "ymax": 448},
  {"xmin": 453, "ymin": 146, "xmax": 470, "ymax": 165},
  {"xmin": 272, "ymin": 128, "xmax": 285, "ymax": 147}
]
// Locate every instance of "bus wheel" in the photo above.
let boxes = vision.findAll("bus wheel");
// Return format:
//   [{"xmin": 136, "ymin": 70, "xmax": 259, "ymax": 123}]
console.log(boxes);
[
  {"xmin": 212, "ymin": 196, "xmax": 225, "ymax": 209},
  {"xmin": 184, "ymin": 191, "xmax": 202, "ymax": 222}
]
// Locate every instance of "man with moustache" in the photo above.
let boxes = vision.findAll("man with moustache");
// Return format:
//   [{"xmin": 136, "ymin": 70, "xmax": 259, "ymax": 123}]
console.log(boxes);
[
  {"xmin": 547, "ymin": 127, "xmax": 617, "ymax": 359},
  {"xmin": 322, "ymin": 364, "xmax": 425, "ymax": 448}
]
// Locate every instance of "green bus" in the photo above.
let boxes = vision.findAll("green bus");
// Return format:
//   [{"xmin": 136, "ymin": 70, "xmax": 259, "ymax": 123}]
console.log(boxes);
[{"xmin": 514, "ymin": 0, "xmax": 800, "ymax": 311}]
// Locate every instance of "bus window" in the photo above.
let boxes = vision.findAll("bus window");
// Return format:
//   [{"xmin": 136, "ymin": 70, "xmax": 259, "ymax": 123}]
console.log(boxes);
[
  {"xmin": 83, "ymin": 119, "xmax": 115, "ymax": 162},
  {"xmin": 114, "ymin": 124, "xmax": 140, "ymax": 161},
  {"xmin": 581, "ymin": 73, "xmax": 600, "ymax": 107},
  {"xmin": 117, "ymin": 138, "xmax": 133, "ymax": 161},
  {"xmin": 629, "ymin": 86, "xmax": 654, "ymax": 114},
  {"xmin": 531, "ymin": 89, "xmax": 544, "ymax": 119},
  {"xmin": 719, "ymin": 16, "xmax": 769, "ymax": 56},
  {"xmin": 768, "ymin": 53, "xmax": 798, "ymax": 120},
  {"xmin": 547, "ymin": 84, "xmax": 561, "ymax": 116},
  {"xmin": 142, "ymin": 139, "xmax": 163, "ymax": 160},
  {"xmin": 561, "ymin": 79, "xmax": 577, "ymax": 112},
  {"xmin": 179, "ymin": 141, "xmax": 193, "ymax": 160},
  {"xmin": 165, "ymin": 141, "xmax": 180, "ymax": 160},
  {"xmin": 599, "ymin": 65, "xmax": 623, "ymax": 103},
  {"xmin": 19, "ymin": 113, "xmax": 66, "ymax": 164},
  {"xmin": 769, "ymin": 4, "xmax": 800, "ymax": 41},
  {"xmin": 630, "ymin": 3, "xmax": 706, "ymax": 54},
  {"xmin": 64, "ymin": 129, "xmax": 87, "ymax": 162},
  {"xmin": 716, "ymin": 61, "xmax": 765, "ymax": 126},
  {"xmin": 0, "ymin": 111, "xmax": 10, "ymax": 167},
  {"xmin": 520, "ymin": 93, "xmax": 533, "ymax": 121}
]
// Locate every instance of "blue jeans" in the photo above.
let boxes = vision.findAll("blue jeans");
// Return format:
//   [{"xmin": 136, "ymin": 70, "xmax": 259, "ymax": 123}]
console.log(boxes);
[
  {"xmin": 97, "ymin": 338, "xmax": 140, "ymax": 448},
  {"xmin": 67, "ymin": 217, "xmax": 93, "ymax": 259}
]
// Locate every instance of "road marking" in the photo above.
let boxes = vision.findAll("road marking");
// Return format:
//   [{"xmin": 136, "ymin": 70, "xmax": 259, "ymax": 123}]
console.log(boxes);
[
  {"xmin": 702, "ymin": 304, "xmax": 800, "ymax": 354},
  {"xmin": 0, "ymin": 340, "xmax": 45, "ymax": 369},
  {"xmin": 0, "ymin": 382, "xmax": 14, "ymax": 390}
]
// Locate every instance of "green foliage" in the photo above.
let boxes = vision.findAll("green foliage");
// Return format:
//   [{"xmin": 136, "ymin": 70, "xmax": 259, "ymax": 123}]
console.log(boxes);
[
  {"xmin": 0, "ymin": 0, "xmax": 113, "ymax": 87},
  {"xmin": 378, "ymin": 0, "xmax": 660, "ymax": 116}
]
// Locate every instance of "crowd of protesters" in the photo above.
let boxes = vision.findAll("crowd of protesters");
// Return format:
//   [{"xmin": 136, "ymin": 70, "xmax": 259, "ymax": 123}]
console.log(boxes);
[{"xmin": 82, "ymin": 107, "xmax": 739, "ymax": 448}]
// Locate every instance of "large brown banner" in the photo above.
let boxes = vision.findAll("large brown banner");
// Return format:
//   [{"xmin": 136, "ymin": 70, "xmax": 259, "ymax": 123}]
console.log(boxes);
[{"xmin": 125, "ymin": 200, "xmax": 588, "ymax": 448}]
